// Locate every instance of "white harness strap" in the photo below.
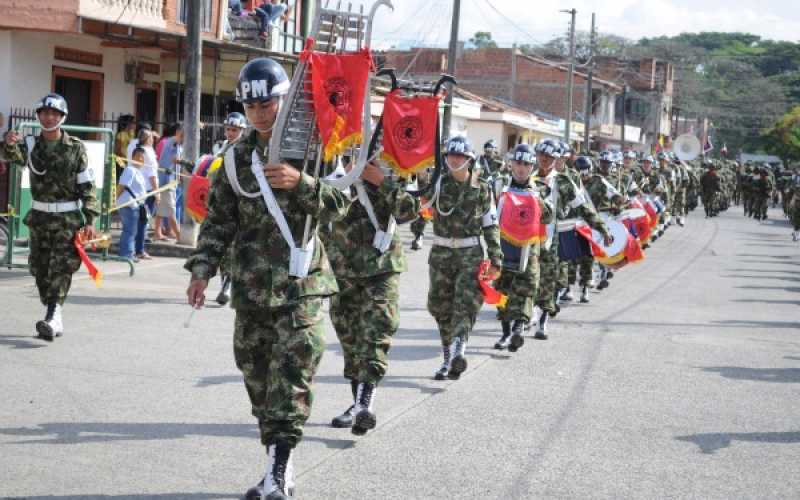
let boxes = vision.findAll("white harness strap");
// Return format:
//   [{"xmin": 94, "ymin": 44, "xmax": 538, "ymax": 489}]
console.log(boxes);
[
  {"xmin": 354, "ymin": 180, "xmax": 396, "ymax": 254},
  {"xmin": 26, "ymin": 136, "xmax": 46, "ymax": 176},
  {"xmin": 544, "ymin": 174, "xmax": 559, "ymax": 250}
]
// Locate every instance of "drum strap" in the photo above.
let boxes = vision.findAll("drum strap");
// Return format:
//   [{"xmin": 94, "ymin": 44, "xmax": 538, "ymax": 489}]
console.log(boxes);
[
  {"xmin": 545, "ymin": 174, "xmax": 559, "ymax": 251},
  {"xmin": 354, "ymin": 180, "xmax": 396, "ymax": 254}
]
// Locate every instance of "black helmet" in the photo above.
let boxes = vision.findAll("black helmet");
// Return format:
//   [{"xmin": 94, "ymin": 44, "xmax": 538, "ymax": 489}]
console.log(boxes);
[
  {"xmin": 510, "ymin": 144, "xmax": 535, "ymax": 164},
  {"xmin": 35, "ymin": 93, "xmax": 68, "ymax": 116},
  {"xmin": 444, "ymin": 135, "xmax": 476, "ymax": 160},
  {"xmin": 223, "ymin": 112, "xmax": 248, "ymax": 129},
  {"xmin": 598, "ymin": 150, "xmax": 614, "ymax": 164},
  {"xmin": 236, "ymin": 58, "xmax": 290, "ymax": 104},
  {"xmin": 535, "ymin": 139, "xmax": 561, "ymax": 158},
  {"xmin": 575, "ymin": 156, "xmax": 593, "ymax": 172},
  {"xmin": 484, "ymin": 139, "xmax": 498, "ymax": 151}
]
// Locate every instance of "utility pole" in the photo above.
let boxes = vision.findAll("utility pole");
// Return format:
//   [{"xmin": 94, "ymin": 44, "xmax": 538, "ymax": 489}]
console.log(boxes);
[
  {"xmin": 442, "ymin": 0, "xmax": 461, "ymax": 141},
  {"xmin": 583, "ymin": 12, "xmax": 596, "ymax": 153},
  {"xmin": 562, "ymin": 8, "xmax": 577, "ymax": 144},
  {"xmin": 179, "ymin": 0, "xmax": 203, "ymax": 245},
  {"xmin": 621, "ymin": 84, "xmax": 628, "ymax": 151}
]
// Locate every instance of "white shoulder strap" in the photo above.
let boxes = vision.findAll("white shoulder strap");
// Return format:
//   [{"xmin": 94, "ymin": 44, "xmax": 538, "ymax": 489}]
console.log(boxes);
[
  {"xmin": 355, "ymin": 180, "xmax": 396, "ymax": 254},
  {"xmin": 223, "ymin": 147, "xmax": 260, "ymax": 198},
  {"xmin": 26, "ymin": 136, "xmax": 46, "ymax": 175}
]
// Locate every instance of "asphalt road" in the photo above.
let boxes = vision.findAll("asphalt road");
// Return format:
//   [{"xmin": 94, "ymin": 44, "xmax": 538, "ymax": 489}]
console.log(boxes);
[{"xmin": 1, "ymin": 206, "xmax": 799, "ymax": 500}]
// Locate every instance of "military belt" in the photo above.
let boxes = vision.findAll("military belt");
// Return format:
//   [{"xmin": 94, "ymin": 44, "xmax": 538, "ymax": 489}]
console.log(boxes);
[
  {"xmin": 432, "ymin": 236, "xmax": 480, "ymax": 249},
  {"xmin": 32, "ymin": 200, "xmax": 81, "ymax": 213}
]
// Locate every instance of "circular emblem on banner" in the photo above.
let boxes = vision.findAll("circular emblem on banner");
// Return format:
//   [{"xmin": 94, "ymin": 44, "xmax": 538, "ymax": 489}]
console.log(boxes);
[
  {"xmin": 324, "ymin": 77, "xmax": 351, "ymax": 113},
  {"xmin": 393, "ymin": 117, "xmax": 424, "ymax": 151},
  {"xmin": 515, "ymin": 206, "xmax": 532, "ymax": 224}
]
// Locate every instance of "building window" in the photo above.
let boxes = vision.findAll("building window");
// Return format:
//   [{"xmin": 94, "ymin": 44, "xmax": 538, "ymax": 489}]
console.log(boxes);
[{"xmin": 178, "ymin": 0, "xmax": 213, "ymax": 31}]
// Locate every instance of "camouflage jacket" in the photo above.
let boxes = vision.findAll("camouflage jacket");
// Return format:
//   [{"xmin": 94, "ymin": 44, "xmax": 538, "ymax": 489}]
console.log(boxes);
[
  {"xmin": 700, "ymin": 171, "xmax": 721, "ymax": 195},
  {"xmin": 24, "ymin": 131, "xmax": 99, "ymax": 228},
  {"xmin": 533, "ymin": 169, "xmax": 609, "ymax": 239},
  {"xmin": 324, "ymin": 178, "xmax": 420, "ymax": 279},
  {"xmin": 584, "ymin": 172, "xmax": 624, "ymax": 214},
  {"xmin": 430, "ymin": 171, "xmax": 503, "ymax": 268},
  {"xmin": 184, "ymin": 130, "xmax": 349, "ymax": 310},
  {"xmin": 633, "ymin": 167, "xmax": 665, "ymax": 195},
  {"xmin": 0, "ymin": 140, "xmax": 26, "ymax": 165},
  {"xmin": 477, "ymin": 154, "xmax": 504, "ymax": 182}
]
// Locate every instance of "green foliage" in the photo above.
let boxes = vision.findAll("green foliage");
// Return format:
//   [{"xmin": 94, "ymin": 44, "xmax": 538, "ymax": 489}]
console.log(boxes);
[
  {"xmin": 469, "ymin": 31, "xmax": 497, "ymax": 49},
  {"xmin": 763, "ymin": 107, "xmax": 800, "ymax": 162}
]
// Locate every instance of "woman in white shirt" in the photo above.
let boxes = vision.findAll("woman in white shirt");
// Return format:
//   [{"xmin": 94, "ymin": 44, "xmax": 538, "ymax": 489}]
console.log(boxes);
[{"xmin": 134, "ymin": 129, "xmax": 159, "ymax": 258}]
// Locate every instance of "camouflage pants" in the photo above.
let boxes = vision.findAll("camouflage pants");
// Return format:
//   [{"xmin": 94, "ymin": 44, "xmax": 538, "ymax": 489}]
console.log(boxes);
[
  {"xmin": 329, "ymin": 273, "xmax": 400, "ymax": 385},
  {"xmin": 410, "ymin": 217, "xmax": 427, "ymax": 237},
  {"xmin": 576, "ymin": 255, "xmax": 594, "ymax": 286},
  {"xmin": 702, "ymin": 193, "xmax": 718, "ymax": 215},
  {"xmin": 233, "ymin": 298, "xmax": 326, "ymax": 448},
  {"xmin": 673, "ymin": 188, "xmax": 687, "ymax": 216},
  {"xmin": 427, "ymin": 246, "xmax": 484, "ymax": 346},
  {"xmin": 752, "ymin": 196, "xmax": 769, "ymax": 218},
  {"xmin": 791, "ymin": 203, "xmax": 800, "ymax": 231},
  {"xmin": 496, "ymin": 256, "xmax": 539, "ymax": 323},
  {"xmin": 536, "ymin": 245, "xmax": 560, "ymax": 315},
  {"xmin": 27, "ymin": 213, "xmax": 82, "ymax": 306}
]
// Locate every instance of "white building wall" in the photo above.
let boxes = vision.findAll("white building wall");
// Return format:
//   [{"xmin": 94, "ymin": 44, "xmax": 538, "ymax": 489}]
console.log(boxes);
[
  {"xmin": 465, "ymin": 120, "xmax": 505, "ymax": 153},
  {"xmin": 0, "ymin": 31, "xmax": 161, "ymax": 122}
]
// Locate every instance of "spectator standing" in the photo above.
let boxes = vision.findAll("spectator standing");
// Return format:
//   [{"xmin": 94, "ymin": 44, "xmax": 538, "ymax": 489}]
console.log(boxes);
[
  {"xmin": 154, "ymin": 124, "xmax": 182, "ymax": 241},
  {"xmin": 252, "ymin": 0, "xmax": 290, "ymax": 39},
  {"xmin": 134, "ymin": 129, "xmax": 159, "ymax": 257},
  {"xmin": 117, "ymin": 147, "xmax": 149, "ymax": 262}
]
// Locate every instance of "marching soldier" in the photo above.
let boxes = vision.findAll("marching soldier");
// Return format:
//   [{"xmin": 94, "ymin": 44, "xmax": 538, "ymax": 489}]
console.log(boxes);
[
  {"xmin": 213, "ymin": 111, "xmax": 248, "ymax": 306},
  {"xmin": 185, "ymin": 58, "xmax": 349, "ymax": 500},
  {"xmin": 477, "ymin": 139, "xmax": 503, "ymax": 183},
  {"xmin": 752, "ymin": 166, "xmax": 774, "ymax": 221},
  {"xmin": 410, "ymin": 167, "xmax": 431, "ymax": 250},
  {"xmin": 427, "ymin": 136, "xmax": 502, "ymax": 381},
  {"xmin": 493, "ymin": 144, "xmax": 552, "ymax": 351},
  {"xmin": 700, "ymin": 159, "xmax": 721, "ymax": 218},
  {"xmin": 326, "ymin": 163, "xmax": 420, "ymax": 435},
  {"xmin": 532, "ymin": 140, "xmax": 610, "ymax": 339},
  {"xmin": 573, "ymin": 156, "xmax": 596, "ymax": 303},
  {"xmin": 21, "ymin": 94, "xmax": 100, "ymax": 341}
]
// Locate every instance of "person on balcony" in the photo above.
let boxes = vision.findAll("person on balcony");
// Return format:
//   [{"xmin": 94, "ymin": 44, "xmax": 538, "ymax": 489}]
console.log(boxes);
[{"xmin": 252, "ymin": 0, "xmax": 291, "ymax": 39}]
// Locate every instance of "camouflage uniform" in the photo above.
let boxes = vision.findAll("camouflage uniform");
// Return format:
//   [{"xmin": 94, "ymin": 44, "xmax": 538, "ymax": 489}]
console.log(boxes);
[
  {"xmin": 427, "ymin": 171, "xmax": 502, "ymax": 347},
  {"xmin": 410, "ymin": 170, "xmax": 431, "ymax": 239},
  {"xmin": 752, "ymin": 173, "xmax": 774, "ymax": 220},
  {"xmin": 184, "ymin": 130, "xmax": 348, "ymax": 447},
  {"xmin": 495, "ymin": 179, "xmax": 553, "ymax": 323},
  {"xmin": 672, "ymin": 162, "xmax": 690, "ymax": 217},
  {"xmin": 789, "ymin": 175, "xmax": 800, "ymax": 232},
  {"xmin": 326, "ymin": 178, "xmax": 419, "ymax": 385},
  {"xmin": 700, "ymin": 168, "xmax": 722, "ymax": 217},
  {"xmin": 535, "ymin": 170, "xmax": 608, "ymax": 316},
  {"xmin": 24, "ymin": 132, "xmax": 99, "ymax": 305}
]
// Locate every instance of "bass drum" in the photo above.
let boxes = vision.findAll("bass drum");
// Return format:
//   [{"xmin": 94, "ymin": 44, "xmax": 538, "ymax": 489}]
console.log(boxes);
[{"xmin": 589, "ymin": 218, "xmax": 630, "ymax": 267}]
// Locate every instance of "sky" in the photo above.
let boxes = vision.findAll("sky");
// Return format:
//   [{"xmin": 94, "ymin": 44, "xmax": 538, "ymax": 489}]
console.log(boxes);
[{"xmin": 366, "ymin": 0, "xmax": 800, "ymax": 49}]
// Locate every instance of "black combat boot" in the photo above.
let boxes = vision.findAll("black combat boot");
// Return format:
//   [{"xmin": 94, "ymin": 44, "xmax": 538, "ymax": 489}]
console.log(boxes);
[
  {"xmin": 247, "ymin": 440, "xmax": 294, "ymax": 500},
  {"xmin": 331, "ymin": 380, "xmax": 358, "ymax": 428},
  {"xmin": 434, "ymin": 344, "xmax": 451, "ymax": 380},
  {"xmin": 534, "ymin": 312, "xmax": 549, "ymax": 340},
  {"xmin": 508, "ymin": 320, "xmax": 526, "ymax": 352},
  {"xmin": 351, "ymin": 382, "xmax": 377, "ymax": 436},
  {"xmin": 494, "ymin": 321, "xmax": 511, "ymax": 350},
  {"xmin": 411, "ymin": 234, "xmax": 423, "ymax": 250},
  {"xmin": 448, "ymin": 336, "xmax": 468, "ymax": 380},
  {"xmin": 36, "ymin": 303, "xmax": 62, "ymax": 342}
]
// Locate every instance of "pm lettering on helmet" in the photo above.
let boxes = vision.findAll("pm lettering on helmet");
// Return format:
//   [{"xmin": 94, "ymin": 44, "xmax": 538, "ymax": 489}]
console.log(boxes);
[{"xmin": 250, "ymin": 79, "xmax": 269, "ymax": 99}]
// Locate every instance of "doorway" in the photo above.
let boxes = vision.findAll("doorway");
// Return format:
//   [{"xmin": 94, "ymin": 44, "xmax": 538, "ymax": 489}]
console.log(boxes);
[
  {"xmin": 52, "ymin": 66, "xmax": 104, "ymax": 137},
  {"xmin": 135, "ymin": 83, "xmax": 160, "ymax": 125}
]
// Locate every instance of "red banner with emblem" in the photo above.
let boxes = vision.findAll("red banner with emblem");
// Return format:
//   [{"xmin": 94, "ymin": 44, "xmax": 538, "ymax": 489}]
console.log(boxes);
[
  {"xmin": 301, "ymin": 41, "xmax": 372, "ymax": 162},
  {"xmin": 380, "ymin": 90, "xmax": 440, "ymax": 178},
  {"xmin": 498, "ymin": 191, "xmax": 546, "ymax": 246},
  {"xmin": 186, "ymin": 155, "xmax": 222, "ymax": 223},
  {"xmin": 477, "ymin": 260, "xmax": 507, "ymax": 307}
]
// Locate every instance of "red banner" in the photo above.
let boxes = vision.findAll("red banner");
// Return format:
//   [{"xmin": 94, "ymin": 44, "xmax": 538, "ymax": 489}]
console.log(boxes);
[
  {"xmin": 380, "ymin": 90, "xmax": 440, "ymax": 178},
  {"xmin": 575, "ymin": 223, "xmax": 608, "ymax": 258},
  {"xmin": 186, "ymin": 175, "xmax": 210, "ymax": 224},
  {"xmin": 73, "ymin": 234, "xmax": 103, "ymax": 287},
  {"xmin": 477, "ymin": 260, "xmax": 507, "ymax": 307},
  {"xmin": 301, "ymin": 42, "xmax": 372, "ymax": 162},
  {"xmin": 498, "ymin": 191, "xmax": 546, "ymax": 246}
]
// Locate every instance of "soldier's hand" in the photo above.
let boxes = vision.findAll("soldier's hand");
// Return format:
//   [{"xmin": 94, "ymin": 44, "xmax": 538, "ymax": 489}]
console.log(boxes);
[
  {"xmin": 4, "ymin": 130, "xmax": 19, "ymax": 145},
  {"xmin": 81, "ymin": 225, "xmax": 99, "ymax": 242},
  {"xmin": 603, "ymin": 233, "xmax": 614, "ymax": 246},
  {"xmin": 265, "ymin": 163, "xmax": 301, "ymax": 190},
  {"xmin": 187, "ymin": 279, "xmax": 208, "ymax": 308}
]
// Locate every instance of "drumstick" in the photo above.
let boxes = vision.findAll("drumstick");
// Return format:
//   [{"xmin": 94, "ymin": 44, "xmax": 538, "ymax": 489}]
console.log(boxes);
[{"xmin": 184, "ymin": 306, "xmax": 200, "ymax": 328}]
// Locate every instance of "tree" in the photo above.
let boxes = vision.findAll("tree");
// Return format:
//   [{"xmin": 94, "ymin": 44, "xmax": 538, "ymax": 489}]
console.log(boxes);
[
  {"xmin": 469, "ymin": 31, "xmax": 497, "ymax": 49},
  {"xmin": 763, "ymin": 106, "xmax": 800, "ymax": 163}
]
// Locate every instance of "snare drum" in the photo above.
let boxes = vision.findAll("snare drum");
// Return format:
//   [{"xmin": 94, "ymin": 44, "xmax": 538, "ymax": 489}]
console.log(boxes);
[
  {"xmin": 589, "ymin": 219, "xmax": 631, "ymax": 267},
  {"xmin": 557, "ymin": 219, "xmax": 591, "ymax": 261}
]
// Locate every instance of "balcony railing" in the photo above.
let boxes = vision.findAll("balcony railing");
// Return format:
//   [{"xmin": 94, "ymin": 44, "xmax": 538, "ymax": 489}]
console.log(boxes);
[{"xmin": 79, "ymin": 0, "xmax": 166, "ymax": 30}]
